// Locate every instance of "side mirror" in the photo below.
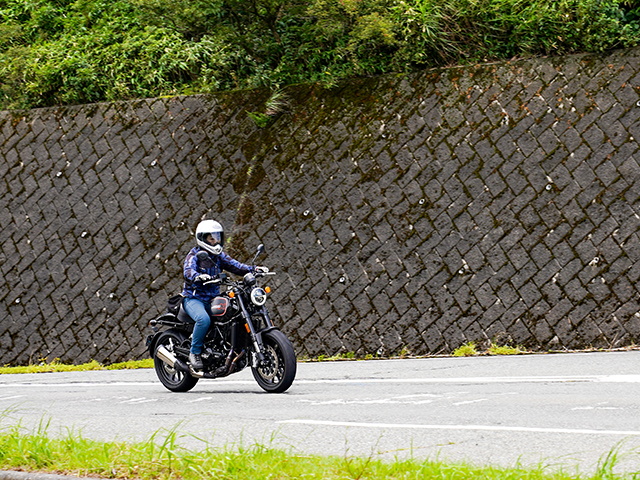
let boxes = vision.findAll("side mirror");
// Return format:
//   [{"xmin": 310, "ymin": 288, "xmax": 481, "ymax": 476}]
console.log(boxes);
[{"xmin": 251, "ymin": 244, "xmax": 266, "ymax": 265}]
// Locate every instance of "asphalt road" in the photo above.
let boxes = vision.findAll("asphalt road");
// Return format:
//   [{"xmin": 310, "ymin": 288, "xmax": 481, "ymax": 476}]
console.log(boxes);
[{"xmin": 1, "ymin": 351, "xmax": 640, "ymax": 474}]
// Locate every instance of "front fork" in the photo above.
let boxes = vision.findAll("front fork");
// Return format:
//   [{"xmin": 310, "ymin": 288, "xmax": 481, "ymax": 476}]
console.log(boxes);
[{"xmin": 234, "ymin": 293, "xmax": 266, "ymax": 365}]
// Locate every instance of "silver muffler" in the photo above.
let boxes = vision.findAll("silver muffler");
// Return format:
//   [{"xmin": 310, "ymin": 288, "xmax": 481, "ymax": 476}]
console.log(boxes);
[
  {"xmin": 156, "ymin": 345, "xmax": 192, "ymax": 374},
  {"xmin": 156, "ymin": 345, "xmax": 177, "ymax": 367}
]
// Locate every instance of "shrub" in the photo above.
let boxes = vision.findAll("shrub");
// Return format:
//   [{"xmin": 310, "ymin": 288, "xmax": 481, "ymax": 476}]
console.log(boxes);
[{"xmin": 1, "ymin": 0, "xmax": 639, "ymax": 109}]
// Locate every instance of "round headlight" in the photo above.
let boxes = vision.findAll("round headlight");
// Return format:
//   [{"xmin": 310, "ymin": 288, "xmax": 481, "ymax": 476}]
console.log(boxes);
[{"xmin": 250, "ymin": 287, "xmax": 267, "ymax": 306}]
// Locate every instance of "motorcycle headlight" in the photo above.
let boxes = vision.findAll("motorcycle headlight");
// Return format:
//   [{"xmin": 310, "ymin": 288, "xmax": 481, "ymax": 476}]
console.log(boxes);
[{"xmin": 250, "ymin": 287, "xmax": 267, "ymax": 306}]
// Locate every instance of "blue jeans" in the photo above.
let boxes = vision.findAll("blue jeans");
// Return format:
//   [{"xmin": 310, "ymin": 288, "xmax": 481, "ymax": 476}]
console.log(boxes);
[{"xmin": 183, "ymin": 297, "xmax": 211, "ymax": 355}]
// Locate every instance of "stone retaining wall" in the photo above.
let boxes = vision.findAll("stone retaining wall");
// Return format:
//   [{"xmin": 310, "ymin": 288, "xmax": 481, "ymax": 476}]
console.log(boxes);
[{"xmin": 2, "ymin": 47, "xmax": 640, "ymax": 365}]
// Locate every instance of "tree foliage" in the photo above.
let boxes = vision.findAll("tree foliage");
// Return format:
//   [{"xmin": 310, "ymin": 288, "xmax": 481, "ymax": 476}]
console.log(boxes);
[{"xmin": 1, "ymin": 0, "xmax": 639, "ymax": 109}]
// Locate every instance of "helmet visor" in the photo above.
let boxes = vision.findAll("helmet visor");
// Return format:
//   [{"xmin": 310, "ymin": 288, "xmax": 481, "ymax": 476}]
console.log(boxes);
[{"xmin": 203, "ymin": 231, "xmax": 223, "ymax": 247}]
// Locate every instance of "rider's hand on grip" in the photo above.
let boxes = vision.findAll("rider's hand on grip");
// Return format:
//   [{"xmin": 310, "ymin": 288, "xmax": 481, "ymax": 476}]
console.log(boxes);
[
  {"xmin": 195, "ymin": 274, "xmax": 213, "ymax": 283},
  {"xmin": 255, "ymin": 266, "xmax": 269, "ymax": 274}
]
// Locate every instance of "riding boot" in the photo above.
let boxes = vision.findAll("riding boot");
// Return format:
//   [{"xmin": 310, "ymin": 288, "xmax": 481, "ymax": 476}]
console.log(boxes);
[{"xmin": 189, "ymin": 353, "xmax": 203, "ymax": 370}]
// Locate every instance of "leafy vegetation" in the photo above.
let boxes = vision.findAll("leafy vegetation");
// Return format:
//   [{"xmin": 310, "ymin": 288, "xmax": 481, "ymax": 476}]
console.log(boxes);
[
  {"xmin": 452, "ymin": 342, "xmax": 479, "ymax": 357},
  {"xmin": 453, "ymin": 341, "xmax": 526, "ymax": 356},
  {"xmin": 1, "ymin": 0, "xmax": 640, "ymax": 109},
  {"xmin": 0, "ymin": 342, "xmax": 524, "ymax": 373},
  {"xmin": 0, "ymin": 358, "xmax": 153, "ymax": 374},
  {"xmin": 488, "ymin": 343, "xmax": 526, "ymax": 355},
  {"xmin": 0, "ymin": 417, "xmax": 636, "ymax": 479}
]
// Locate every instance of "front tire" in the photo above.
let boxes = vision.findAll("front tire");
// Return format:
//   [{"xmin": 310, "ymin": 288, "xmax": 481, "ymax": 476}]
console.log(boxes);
[
  {"xmin": 252, "ymin": 329, "xmax": 296, "ymax": 393},
  {"xmin": 153, "ymin": 330, "xmax": 199, "ymax": 392}
]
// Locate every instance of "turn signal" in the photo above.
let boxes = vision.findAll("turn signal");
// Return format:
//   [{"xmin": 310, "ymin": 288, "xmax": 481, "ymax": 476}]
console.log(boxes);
[
  {"xmin": 229, "ymin": 291, "xmax": 235, "ymax": 298},
  {"xmin": 265, "ymin": 286, "xmax": 271, "ymax": 293},
  {"xmin": 245, "ymin": 323, "xmax": 251, "ymax": 333}
]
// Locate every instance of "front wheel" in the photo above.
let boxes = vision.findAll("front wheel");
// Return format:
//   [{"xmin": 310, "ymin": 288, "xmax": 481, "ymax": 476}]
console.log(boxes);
[
  {"xmin": 153, "ymin": 330, "xmax": 199, "ymax": 393},
  {"xmin": 252, "ymin": 329, "xmax": 297, "ymax": 393}
]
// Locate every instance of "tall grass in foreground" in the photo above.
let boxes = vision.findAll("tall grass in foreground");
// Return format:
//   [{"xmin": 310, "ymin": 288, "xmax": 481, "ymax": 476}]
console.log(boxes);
[{"xmin": 0, "ymin": 418, "xmax": 638, "ymax": 479}]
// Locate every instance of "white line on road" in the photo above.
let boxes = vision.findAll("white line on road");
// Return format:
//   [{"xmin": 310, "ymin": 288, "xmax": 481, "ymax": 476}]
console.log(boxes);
[
  {"xmin": 1, "ymin": 374, "xmax": 640, "ymax": 388},
  {"xmin": 296, "ymin": 375, "xmax": 640, "ymax": 385},
  {"xmin": 0, "ymin": 382, "xmax": 160, "ymax": 388},
  {"xmin": 279, "ymin": 419, "xmax": 640, "ymax": 436},
  {"xmin": 452, "ymin": 398, "xmax": 489, "ymax": 406},
  {"xmin": 119, "ymin": 397, "xmax": 158, "ymax": 404}
]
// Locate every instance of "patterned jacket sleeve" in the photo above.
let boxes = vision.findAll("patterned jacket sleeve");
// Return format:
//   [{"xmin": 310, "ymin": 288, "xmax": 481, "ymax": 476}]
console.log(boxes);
[
  {"xmin": 219, "ymin": 252, "xmax": 254, "ymax": 276},
  {"xmin": 183, "ymin": 248, "xmax": 199, "ymax": 284}
]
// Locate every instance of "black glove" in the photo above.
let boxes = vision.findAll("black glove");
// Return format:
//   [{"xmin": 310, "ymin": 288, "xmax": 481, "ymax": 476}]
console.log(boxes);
[{"xmin": 195, "ymin": 274, "xmax": 213, "ymax": 283}]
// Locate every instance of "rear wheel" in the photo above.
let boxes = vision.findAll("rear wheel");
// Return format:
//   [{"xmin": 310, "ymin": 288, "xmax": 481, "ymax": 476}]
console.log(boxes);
[
  {"xmin": 153, "ymin": 330, "xmax": 199, "ymax": 392},
  {"xmin": 252, "ymin": 329, "xmax": 296, "ymax": 393}
]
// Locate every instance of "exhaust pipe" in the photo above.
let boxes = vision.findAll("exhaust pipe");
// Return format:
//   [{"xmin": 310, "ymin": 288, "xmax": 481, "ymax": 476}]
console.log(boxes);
[{"xmin": 156, "ymin": 345, "xmax": 191, "ymax": 374}]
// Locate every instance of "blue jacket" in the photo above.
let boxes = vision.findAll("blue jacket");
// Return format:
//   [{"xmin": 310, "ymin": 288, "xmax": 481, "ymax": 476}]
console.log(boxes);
[{"xmin": 182, "ymin": 247, "xmax": 254, "ymax": 302}]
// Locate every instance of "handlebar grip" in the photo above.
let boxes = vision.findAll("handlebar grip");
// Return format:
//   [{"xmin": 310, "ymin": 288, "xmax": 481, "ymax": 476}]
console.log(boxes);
[{"xmin": 256, "ymin": 271, "xmax": 276, "ymax": 277}]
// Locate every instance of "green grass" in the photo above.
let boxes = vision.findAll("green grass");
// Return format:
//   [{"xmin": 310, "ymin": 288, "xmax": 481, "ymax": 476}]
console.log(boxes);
[
  {"xmin": 0, "ymin": 342, "xmax": 629, "ymax": 374},
  {"xmin": 0, "ymin": 344, "xmax": 532, "ymax": 374},
  {"xmin": 315, "ymin": 351, "xmax": 357, "ymax": 362},
  {"xmin": 0, "ymin": 358, "xmax": 154, "ymax": 375},
  {"xmin": 452, "ymin": 342, "xmax": 479, "ymax": 357},
  {"xmin": 0, "ymin": 419, "xmax": 636, "ymax": 479},
  {"xmin": 453, "ymin": 342, "xmax": 526, "ymax": 357},
  {"xmin": 488, "ymin": 343, "xmax": 526, "ymax": 356}
]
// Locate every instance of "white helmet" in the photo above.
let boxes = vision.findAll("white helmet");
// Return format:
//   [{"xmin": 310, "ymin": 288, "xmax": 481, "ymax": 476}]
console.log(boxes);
[{"xmin": 196, "ymin": 220, "xmax": 224, "ymax": 256}]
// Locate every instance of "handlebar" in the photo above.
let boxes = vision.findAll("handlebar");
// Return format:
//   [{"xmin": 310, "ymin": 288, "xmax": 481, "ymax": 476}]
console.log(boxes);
[{"xmin": 201, "ymin": 271, "xmax": 275, "ymax": 286}]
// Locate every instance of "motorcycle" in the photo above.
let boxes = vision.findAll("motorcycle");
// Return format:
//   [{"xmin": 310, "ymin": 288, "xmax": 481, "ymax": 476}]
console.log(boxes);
[{"xmin": 146, "ymin": 244, "xmax": 296, "ymax": 393}]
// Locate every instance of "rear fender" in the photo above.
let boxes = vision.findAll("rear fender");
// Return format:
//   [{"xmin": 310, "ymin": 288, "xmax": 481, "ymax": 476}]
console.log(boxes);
[
  {"xmin": 147, "ymin": 317, "xmax": 191, "ymax": 356},
  {"xmin": 151, "ymin": 313, "xmax": 194, "ymax": 329}
]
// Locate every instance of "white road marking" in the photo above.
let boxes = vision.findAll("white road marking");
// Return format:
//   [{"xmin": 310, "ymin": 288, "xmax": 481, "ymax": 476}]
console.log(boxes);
[
  {"xmin": 292, "ymin": 375, "xmax": 640, "ymax": 385},
  {"xmin": 452, "ymin": 398, "xmax": 489, "ymax": 406},
  {"xmin": 299, "ymin": 398, "xmax": 437, "ymax": 405},
  {"xmin": 1, "ymin": 374, "xmax": 640, "ymax": 389},
  {"xmin": 597, "ymin": 375, "xmax": 640, "ymax": 383},
  {"xmin": 118, "ymin": 397, "xmax": 158, "ymax": 404},
  {"xmin": 572, "ymin": 401, "xmax": 622, "ymax": 411},
  {"xmin": 279, "ymin": 419, "xmax": 640, "ymax": 436},
  {"xmin": 0, "ymin": 395, "xmax": 25, "ymax": 401},
  {"xmin": 394, "ymin": 393, "xmax": 441, "ymax": 399}
]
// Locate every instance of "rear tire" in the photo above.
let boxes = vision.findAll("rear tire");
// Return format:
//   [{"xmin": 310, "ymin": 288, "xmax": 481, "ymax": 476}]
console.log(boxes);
[
  {"xmin": 153, "ymin": 330, "xmax": 199, "ymax": 392},
  {"xmin": 252, "ymin": 329, "xmax": 296, "ymax": 393}
]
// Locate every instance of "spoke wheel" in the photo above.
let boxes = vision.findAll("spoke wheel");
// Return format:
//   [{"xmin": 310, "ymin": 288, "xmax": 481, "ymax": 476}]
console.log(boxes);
[
  {"xmin": 252, "ymin": 329, "xmax": 296, "ymax": 393},
  {"xmin": 153, "ymin": 330, "xmax": 199, "ymax": 392}
]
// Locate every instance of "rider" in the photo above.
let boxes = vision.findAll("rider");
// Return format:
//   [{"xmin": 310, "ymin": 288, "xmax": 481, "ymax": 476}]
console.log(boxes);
[{"xmin": 182, "ymin": 219, "xmax": 265, "ymax": 370}]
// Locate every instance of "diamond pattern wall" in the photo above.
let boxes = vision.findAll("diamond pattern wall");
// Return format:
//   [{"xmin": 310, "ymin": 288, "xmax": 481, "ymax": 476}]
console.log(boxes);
[{"xmin": 1, "ymin": 48, "xmax": 640, "ymax": 364}]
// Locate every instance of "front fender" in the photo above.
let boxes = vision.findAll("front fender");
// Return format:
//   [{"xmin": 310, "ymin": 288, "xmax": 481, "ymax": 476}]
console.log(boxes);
[{"xmin": 254, "ymin": 325, "xmax": 279, "ymax": 346}]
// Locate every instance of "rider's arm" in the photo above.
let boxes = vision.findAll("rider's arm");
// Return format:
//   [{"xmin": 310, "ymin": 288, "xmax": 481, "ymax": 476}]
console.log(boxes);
[
  {"xmin": 219, "ymin": 252, "xmax": 254, "ymax": 276},
  {"xmin": 183, "ymin": 249, "xmax": 200, "ymax": 284}
]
